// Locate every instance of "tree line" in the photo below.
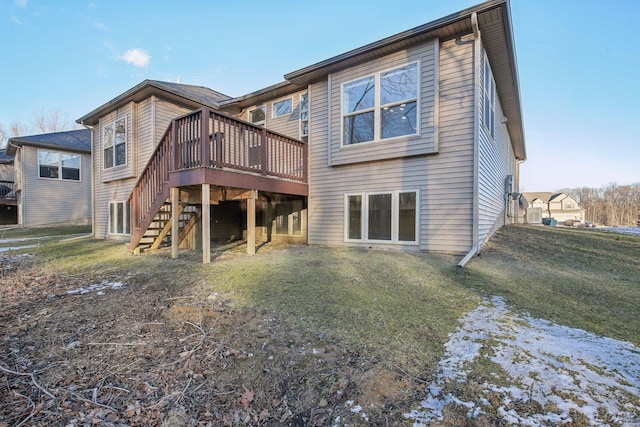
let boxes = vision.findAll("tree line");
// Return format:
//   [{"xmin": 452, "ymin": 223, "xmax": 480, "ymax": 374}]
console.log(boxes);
[
  {"xmin": 0, "ymin": 107, "xmax": 75, "ymax": 150},
  {"xmin": 559, "ymin": 182, "xmax": 640, "ymax": 227}
]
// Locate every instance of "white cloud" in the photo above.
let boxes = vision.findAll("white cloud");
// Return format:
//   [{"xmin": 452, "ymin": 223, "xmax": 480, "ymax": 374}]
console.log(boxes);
[
  {"xmin": 10, "ymin": 15, "xmax": 23, "ymax": 25},
  {"xmin": 14, "ymin": 0, "xmax": 28, "ymax": 8},
  {"xmin": 120, "ymin": 48, "xmax": 150, "ymax": 68}
]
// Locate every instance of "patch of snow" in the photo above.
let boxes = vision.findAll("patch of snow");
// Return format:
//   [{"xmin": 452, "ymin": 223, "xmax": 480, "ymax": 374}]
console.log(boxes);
[
  {"xmin": 66, "ymin": 281, "xmax": 125, "ymax": 296},
  {"xmin": 598, "ymin": 227, "xmax": 640, "ymax": 236},
  {"xmin": 406, "ymin": 296, "xmax": 640, "ymax": 426}
]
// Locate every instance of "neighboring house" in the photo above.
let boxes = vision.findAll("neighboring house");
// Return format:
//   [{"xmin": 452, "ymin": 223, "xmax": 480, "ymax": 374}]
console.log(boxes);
[
  {"xmin": 6, "ymin": 130, "xmax": 92, "ymax": 227},
  {"xmin": 77, "ymin": 0, "xmax": 525, "ymax": 266},
  {"xmin": 0, "ymin": 149, "xmax": 18, "ymax": 225},
  {"xmin": 520, "ymin": 192, "xmax": 586, "ymax": 224}
]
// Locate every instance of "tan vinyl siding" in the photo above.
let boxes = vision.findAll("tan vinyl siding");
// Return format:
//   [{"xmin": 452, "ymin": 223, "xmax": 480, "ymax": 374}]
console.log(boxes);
[
  {"xmin": 308, "ymin": 35, "xmax": 475, "ymax": 253},
  {"xmin": 93, "ymin": 97, "xmax": 192, "ymax": 239},
  {"xmin": 477, "ymin": 45, "xmax": 517, "ymax": 247},
  {"xmin": 240, "ymin": 90, "xmax": 309, "ymax": 140},
  {"xmin": 20, "ymin": 146, "xmax": 91, "ymax": 227},
  {"xmin": 328, "ymin": 40, "xmax": 437, "ymax": 166},
  {"xmin": 0, "ymin": 164, "xmax": 13, "ymax": 182}
]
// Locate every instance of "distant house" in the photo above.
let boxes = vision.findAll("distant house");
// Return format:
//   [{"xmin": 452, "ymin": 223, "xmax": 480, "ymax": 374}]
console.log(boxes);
[
  {"xmin": 6, "ymin": 130, "xmax": 92, "ymax": 227},
  {"xmin": 77, "ymin": 0, "xmax": 526, "ymax": 265},
  {"xmin": 520, "ymin": 192, "xmax": 585, "ymax": 224},
  {"xmin": 0, "ymin": 149, "xmax": 17, "ymax": 225}
]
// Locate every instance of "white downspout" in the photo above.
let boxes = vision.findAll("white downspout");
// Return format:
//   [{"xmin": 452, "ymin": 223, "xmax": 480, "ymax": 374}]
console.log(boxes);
[{"xmin": 458, "ymin": 12, "xmax": 481, "ymax": 268}]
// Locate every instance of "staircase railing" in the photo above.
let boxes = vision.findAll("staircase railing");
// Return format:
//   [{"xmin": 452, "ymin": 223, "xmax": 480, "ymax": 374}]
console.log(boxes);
[{"xmin": 128, "ymin": 107, "xmax": 307, "ymax": 250}]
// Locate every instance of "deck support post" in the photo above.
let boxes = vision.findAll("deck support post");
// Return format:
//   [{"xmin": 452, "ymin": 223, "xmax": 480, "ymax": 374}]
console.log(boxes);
[
  {"xmin": 171, "ymin": 187, "xmax": 179, "ymax": 259},
  {"xmin": 202, "ymin": 183, "xmax": 211, "ymax": 264},
  {"xmin": 247, "ymin": 190, "xmax": 257, "ymax": 255}
]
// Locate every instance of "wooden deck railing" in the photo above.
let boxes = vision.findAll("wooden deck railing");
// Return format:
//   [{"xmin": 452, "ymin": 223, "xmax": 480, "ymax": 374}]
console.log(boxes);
[
  {"xmin": 129, "ymin": 107, "xmax": 307, "ymax": 248},
  {"xmin": 0, "ymin": 180, "xmax": 17, "ymax": 200}
]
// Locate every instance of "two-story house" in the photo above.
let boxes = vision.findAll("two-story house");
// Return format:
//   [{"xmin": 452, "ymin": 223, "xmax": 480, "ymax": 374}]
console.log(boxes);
[
  {"xmin": 520, "ymin": 192, "xmax": 586, "ymax": 224},
  {"xmin": 77, "ymin": 0, "xmax": 525, "ymax": 266},
  {"xmin": 6, "ymin": 130, "xmax": 92, "ymax": 227}
]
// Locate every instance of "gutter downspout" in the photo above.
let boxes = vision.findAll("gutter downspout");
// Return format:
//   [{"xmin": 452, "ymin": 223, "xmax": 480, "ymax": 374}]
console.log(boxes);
[
  {"xmin": 80, "ymin": 120, "xmax": 96, "ymax": 238},
  {"xmin": 458, "ymin": 11, "xmax": 481, "ymax": 268}
]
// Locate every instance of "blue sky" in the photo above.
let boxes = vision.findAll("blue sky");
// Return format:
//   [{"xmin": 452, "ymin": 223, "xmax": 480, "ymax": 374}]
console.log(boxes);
[{"xmin": 0, "ymin": 0, "xmax": 638, "ymax": 191}]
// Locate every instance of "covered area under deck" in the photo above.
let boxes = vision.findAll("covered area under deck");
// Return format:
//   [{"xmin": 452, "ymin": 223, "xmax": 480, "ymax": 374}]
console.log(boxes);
[{"xmin": 128, "ymin": 107, "xmax": 308, "ymax": 263}]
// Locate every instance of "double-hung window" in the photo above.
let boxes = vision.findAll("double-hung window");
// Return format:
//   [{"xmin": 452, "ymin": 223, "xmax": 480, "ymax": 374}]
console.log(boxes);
[
  {"xmin": 483, "ymin": 52, "xmax": 496, "ymax": 139},
  {"xmin": 345, "ymin": 190, "xmax": 418, "ymax": 244},
  {"xmin": 109, "ymin": 201, "xmax": 130, "ymax": 235},
  {"xmin": 342, "ymin": 62, "xmax": 418, "ymax": 145},
  {"xmin": 38, "ymin": 150, "xmax": 81, "ymax": 181},
  {"xmin": 103, "ymin": 117, "xmax": 127, "ymax": 168}
]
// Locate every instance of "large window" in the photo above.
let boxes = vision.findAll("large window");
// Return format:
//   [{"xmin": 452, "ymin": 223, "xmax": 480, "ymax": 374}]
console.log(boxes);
[
  {"xmin": 103, "ymin": 117, "xmax": 127, "ymax": 168},
  {"xmin": 274, "ymin": 200, "xmax": 303, "ymax": 236},
  {"xmin": 483, "ymin": 52, "xmax": 496, "ymax": 139},
  {"xmin": 342, "ymin": 62, "xmax": 418, "ymax": 145},
  {"xmin": 272, "ymin": 98, "xmax": 292, "ymax": 118},
  {"xmin": 299, "ymin": 92, "xmax": 309, "ymax": 141},
  {"xmin": 109, "ymin": 201, "xmax": 130, "ymax": 235},
  {"xmin": 345, "ymin": 190, "xmax": 418, "ymax": 244},
  {"xmin": 38, "ymin": 150, "xmax": 81, "ymax": 181}
]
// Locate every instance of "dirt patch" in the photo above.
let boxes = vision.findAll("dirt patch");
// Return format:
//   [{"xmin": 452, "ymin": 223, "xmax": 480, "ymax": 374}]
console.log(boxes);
[{"xmin": 0, "ymin": 254, "xmax": 422, "ymax": 426}]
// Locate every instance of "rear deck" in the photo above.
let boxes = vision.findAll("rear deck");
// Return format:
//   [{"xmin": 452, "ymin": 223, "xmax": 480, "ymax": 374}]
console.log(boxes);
[{"xmin": 129, "ymin": 108, "xmax": 308, "ymax": 262}]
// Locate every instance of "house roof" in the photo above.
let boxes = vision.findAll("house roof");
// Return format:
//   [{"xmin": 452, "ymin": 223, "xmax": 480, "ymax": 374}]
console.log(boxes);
[
  {"xmin": 0, "ymin": 149, "xmax": 13, "ymax": 164},
  {"xmin": 521, "ymin": 192, "xmax": 555, "ymax": 204},
  {"xmin": 284, "ymin": 0, "xmax": 525, "ymax": 160},
  {"xmin": 77, "ymin": 80, "xmax": 232, "ymax": 126},
  {"xmin": 6, "ymin": 129, "xmax": 91, "ymax": 156}
]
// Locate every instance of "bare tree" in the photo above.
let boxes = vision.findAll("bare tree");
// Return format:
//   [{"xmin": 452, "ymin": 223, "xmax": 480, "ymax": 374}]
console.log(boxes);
[
  {"xmin": 0, "ymin": 123, "xmax": 6, "ymax": 150},
  {"xmin": 32, "ymin": 106, "xmax": 71, "ymax": 133}
]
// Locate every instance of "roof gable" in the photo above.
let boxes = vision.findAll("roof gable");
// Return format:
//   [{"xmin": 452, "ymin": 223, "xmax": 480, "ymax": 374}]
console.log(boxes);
[
  {"xmin": 7, "ymin": 129, "xmax": 91, "ymax": 156},
  {"xmin": 77, "ymin": 80, "xmax": 232, "ymax": 126}
]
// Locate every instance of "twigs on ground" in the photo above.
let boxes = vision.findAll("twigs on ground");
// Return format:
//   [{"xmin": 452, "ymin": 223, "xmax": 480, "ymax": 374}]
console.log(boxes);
[{"xmin": 0, "ymin": 362, "xmax": 56, "ymax": 399}]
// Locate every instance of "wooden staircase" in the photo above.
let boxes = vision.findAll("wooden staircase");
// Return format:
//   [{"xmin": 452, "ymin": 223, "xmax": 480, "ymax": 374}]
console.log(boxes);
[
  {"xmin": 128, "ymin": 107, "xmax": 308, "ymax": 254},
  {"xmin": 134, "ymin": 201, "xmax": 202, "ymax": 253}
]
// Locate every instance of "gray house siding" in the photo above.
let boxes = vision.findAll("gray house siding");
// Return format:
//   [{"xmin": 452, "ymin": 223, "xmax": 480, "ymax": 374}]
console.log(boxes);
[
  {"xmin": 477, "ymin": 45, "xmax": 517, "ymax": 247},
  {"xmin": 307, "ymin": 35, "xmax": 476, "ymax": 253},
  {"xmin": 19, "ymin": 145, "xmax": 91, "ymax": 227}
]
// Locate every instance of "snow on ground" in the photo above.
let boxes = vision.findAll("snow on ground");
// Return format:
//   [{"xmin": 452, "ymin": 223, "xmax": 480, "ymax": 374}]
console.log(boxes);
[
  {"xmin": 66, "ymin": 281, "xmax": 126, "ymax": 296},
  {"xmin": 406, "ymin": 297, "xmax": 640, "ymax": 426},
  {"xmin": 597, "ymin": 227, "xmax": 640, "ymax": 236}
]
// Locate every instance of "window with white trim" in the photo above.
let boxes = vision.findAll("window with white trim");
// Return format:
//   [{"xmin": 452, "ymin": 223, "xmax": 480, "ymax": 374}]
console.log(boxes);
[
  {"xmin": 248, "ymin": 106, "xmax": 266, "ymax": 127},
  {"xmin": 109, "ymin": 201, "xmax": 130, "ymax": 235},
  {"xmin": 103, "ymin": 117, "xmax": 127, "ymax": 168},
  {"xmin": 272, "ymin": 98, "xmax": 292, "ymax": 118},
  {"xmin": 38, "ymin": 150, "xmax": 81, "ymax": 181},
  {"xmin": 483, "ymin": 52, "xmax": 496, "ymax": 139},
  {"xmin": 342, "ymin": 62, "xmax": 419, "ymax": 146},
  {"xmin": 345, "ymin": 190, "xmax": 418, "ymax": 244},
  {"xmin": 299, "ymin": 92, "xmax": 309, "ymax": 141}
]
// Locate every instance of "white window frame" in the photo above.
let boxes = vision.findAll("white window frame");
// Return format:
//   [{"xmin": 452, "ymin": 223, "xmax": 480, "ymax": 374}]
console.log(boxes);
[
  {"xmin": 299, "ymin": 92, "xmax": 309, "ymax": 140},
  {"xmin": 340, "ymin": 61, "xmax": 420, "ymax": 147},
  {"xmin": 483, "ymin": 52, "xmax": 496, "ymax": 139},
  {"xmin": 344, "ymin": 190, "xmax": 419, "ymax": 245},
  {"xmin": 103, "ymin": 117, "xmax": 127, "ymax": 169},
  {"xmin": 248, "ymin": 105, "xmax": 266, "ymax": 127},
  {"xmin": 109, "ymin": 201, "xmax": 130, "ymax": 236},
  {"xmin": 37, "ymin": 149, "xmax": 82, "ymax": 181},
  {"xmin": 272, "ymin": 98, "xmax": 293, "ymax": 118}
]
